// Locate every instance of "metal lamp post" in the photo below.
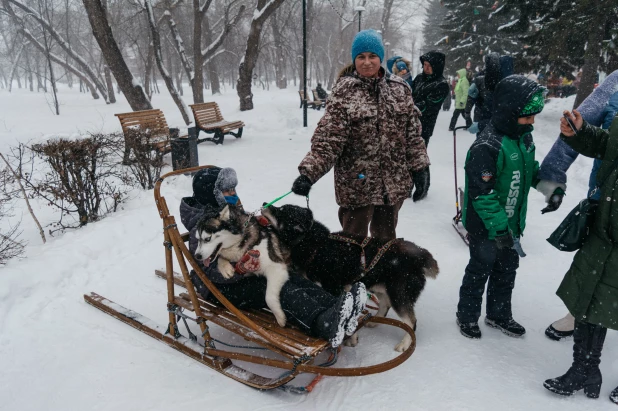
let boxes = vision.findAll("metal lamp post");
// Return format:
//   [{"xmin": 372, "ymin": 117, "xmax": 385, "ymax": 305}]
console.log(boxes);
[
  {"xmin": 302, "ymin": 0, "xmax": 307, "ymax": 127},
  {"xmin": 385, "ymin": 42, "xmax": 391, "ymax": 59},
  {"xmin": 354, "ymin": 6, "xmax": 365, "ymax": 32}
]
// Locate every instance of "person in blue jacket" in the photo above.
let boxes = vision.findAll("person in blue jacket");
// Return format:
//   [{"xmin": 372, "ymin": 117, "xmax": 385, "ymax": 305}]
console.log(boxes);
[{"xmin": 538, "ymin": 70, "xmax": 618, "ymax": 341}]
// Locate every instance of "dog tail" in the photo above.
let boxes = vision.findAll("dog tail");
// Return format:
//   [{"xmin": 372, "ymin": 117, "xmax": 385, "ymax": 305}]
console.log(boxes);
[
  {"xmin": 398, "ymin": 240, "xmax": 440, "ymax": 279},
  {"xmin": 421, "ymin": 250, "xmax": 440, "ymax": 279}
]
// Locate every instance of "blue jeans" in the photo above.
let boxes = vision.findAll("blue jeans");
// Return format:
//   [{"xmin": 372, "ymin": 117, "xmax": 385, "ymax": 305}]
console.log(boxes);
[{"xmin": 456, "ymin": 235, "xmax": 519, "ymax": 323}]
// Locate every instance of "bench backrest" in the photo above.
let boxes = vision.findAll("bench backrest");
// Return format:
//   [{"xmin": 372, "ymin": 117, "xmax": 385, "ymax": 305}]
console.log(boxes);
[
  {"xmin": 189, "ymin": 102, "xmax": 225, "ymax": 127},
  {"xmin": 311, "ymin": 89, "xmax": 322, "ymax": 102},
  {"xmin": 115, "ymin": 109, "xmax": 170, "ymax": 142}
]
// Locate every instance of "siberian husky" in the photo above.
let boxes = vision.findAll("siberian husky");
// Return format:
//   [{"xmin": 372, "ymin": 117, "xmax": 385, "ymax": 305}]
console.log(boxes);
[{"xmin": 194, "ymin": 205, "xmax": 291, "ymax": 327}]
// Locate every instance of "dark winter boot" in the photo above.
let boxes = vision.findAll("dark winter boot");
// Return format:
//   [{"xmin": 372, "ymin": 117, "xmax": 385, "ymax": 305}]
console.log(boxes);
[
  {"xmin": 610, "ymin": 385, "xmax": 618, "ymax": 404},
  {"xmin": 345, "ymin": 282, "xmax": 367, "ymax": 336},
  {"xmin": 485, "ymin": 317, "xmax": 526, "ymax": 337},
  {"xmin": 456, "ymin": 318, "xmax": 481, "ymax": 339},
  {"xmin": 311, "ymin": 292, "xmax": 353, "ymax": 348},
  {"xmin": 543, "ymin": 321, "xmax": 607, "ymax": 399}
]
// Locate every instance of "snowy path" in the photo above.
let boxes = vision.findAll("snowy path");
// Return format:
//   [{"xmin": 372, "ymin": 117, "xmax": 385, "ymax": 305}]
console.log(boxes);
[{"xmin": 0, "ymin": 85, "xmax": 615, "ymax": 411}]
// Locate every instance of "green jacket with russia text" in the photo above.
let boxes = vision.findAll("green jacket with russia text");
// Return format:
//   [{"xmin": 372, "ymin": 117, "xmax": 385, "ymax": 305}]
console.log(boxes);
[{"xmin": 462, "ymin": 75, "xmax": 542, "ymax": 239}]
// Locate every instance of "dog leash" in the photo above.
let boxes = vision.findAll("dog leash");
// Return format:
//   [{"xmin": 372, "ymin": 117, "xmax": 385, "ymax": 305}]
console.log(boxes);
[{"xmin": 243, "ymin": 192, "xmax": 310, "ymax": 228}]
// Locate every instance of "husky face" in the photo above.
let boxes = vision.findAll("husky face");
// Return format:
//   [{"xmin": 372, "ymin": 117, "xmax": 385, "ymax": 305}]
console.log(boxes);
[
  {"xmin": 195, "ymin": 205, "xmax": 243, "ymax": 264},
  {"xmin": 262, "ymin": 205, "xmax": 313, "ymax": 245}
]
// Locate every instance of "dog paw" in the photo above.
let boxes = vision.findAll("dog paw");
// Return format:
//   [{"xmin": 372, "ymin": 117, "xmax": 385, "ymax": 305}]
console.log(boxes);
[
  {"xmin": 344, "ymin": 332, "xmax": 359, "ymax": 347},
  {"xmin": 275, "ymin": 314, "xmax": 287, "ymax": 327},
  {"xmin": 219, "ymin": 261, "xmax": 236, "ymax": 279},
  {"xmin": 394, "ymin": 339, "xmax": 411, "ymax": 352}
]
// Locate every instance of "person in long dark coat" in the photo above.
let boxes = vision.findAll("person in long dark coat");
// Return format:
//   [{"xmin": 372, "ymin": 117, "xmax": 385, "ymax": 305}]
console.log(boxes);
[{"xmin": 543, "ymin": 109, "xmax": 618, "ymax": 405}]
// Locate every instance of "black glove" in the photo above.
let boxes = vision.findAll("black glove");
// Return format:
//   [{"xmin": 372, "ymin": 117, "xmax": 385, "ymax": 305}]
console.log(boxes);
[
  {"xmin": 411, "ymin": 167, "xmax": 430, "ymax": 202},
  {"xmin": 541, "ymin": 187, "xmax": 565, "ymax": 214},
  {"xmin": 291, "ymin": 174, "xmax": 312, "ymax": 196},
  {"xmin": 495, "ymin": 230, "xmax": 514, "ymax": 249}
]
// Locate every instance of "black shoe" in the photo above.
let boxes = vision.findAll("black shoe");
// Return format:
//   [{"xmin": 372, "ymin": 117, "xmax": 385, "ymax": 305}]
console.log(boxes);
[
  {"xmin": 610, "ymin": 385, "xmax": 618, "ymax": 404},
  {"xmin": 345, "ymin": 282, "xmax": 367, "ymax": 336},
  {"xmin": 312, "ymin": 292, "xmax": 353, "ymax": 348},
  {"xmin": 456, "ymin": 318, "xmax": 481, "ymax": 339},
  {"xmin": 545, "ymin": 324, "xmax": 574, "ymax": 341},
  {"xmin": 485, "ymin": 317, "xmax": 526, "ymax": 337},
  {"xmin": 544, "ymin": 321, "xmax": 607, "ymax": 399}
]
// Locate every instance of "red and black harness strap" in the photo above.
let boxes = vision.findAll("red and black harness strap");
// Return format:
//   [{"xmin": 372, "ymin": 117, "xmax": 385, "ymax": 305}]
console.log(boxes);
[{"xmin": 328, "ymin": 234, "xmax": 397, "ymax": 278}]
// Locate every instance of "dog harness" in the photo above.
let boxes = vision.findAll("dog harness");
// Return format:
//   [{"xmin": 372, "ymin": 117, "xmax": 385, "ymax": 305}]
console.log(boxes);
[{"xmin": 328, "ymin": 234, "xmax": 397, "ymax": 277}]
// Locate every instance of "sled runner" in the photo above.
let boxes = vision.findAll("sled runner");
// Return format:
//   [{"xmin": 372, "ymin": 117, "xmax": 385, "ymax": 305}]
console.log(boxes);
[
  {"xmin": 84, "ymin": 165, "xmax": 416, "ymax": 391},
  {"xmin": 452, "ymin": 126, "xmax": 470, "ymax": 246}
]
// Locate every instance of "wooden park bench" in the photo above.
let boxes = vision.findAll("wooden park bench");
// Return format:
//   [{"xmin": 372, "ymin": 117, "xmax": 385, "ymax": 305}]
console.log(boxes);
[
  {"xmin": 311, "ymin": 89, "xmax": 327, "ymax": 109},
  {"xmin": 188, "ymin": 102, "xmax": 244, "ymax": 145},
  {"xmin": 298, "ymin": 90, "xmax": 322, "ymax": 111},
  {"xmin": 115, "ymin": 109, "xmax": 185, "ymax": 164}
]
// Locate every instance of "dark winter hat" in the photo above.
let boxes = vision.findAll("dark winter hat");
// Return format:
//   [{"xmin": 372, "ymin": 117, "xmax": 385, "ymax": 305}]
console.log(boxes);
[
  {"xmin": 192, "ymin": 167, "xmax": 221, "ymax": 207},
  {"xmin": 396, "ymin": 61, "xmax": 408, "ymax": 72},
  {"xmin": 351, "ymin": 29, "xmax": 385, "ymax": 62},
  {"xmin": 519, "ymin": 89, "xmax": 546, "ymax": 117}
]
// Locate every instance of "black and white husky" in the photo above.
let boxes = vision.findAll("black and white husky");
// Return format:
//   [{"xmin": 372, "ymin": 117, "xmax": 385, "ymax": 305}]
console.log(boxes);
[
  {"xmin": 261, "ymin": 204, "xmax": 439, "ymax": 352},
  {"xmin": 194, "ymin": 205, "xmax": 291, "ymax": 327}
]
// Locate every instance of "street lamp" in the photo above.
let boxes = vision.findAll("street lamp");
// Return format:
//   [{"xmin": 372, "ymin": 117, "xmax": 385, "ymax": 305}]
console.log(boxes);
[
  {"xmin": 354, "ymin": 6, "xmax": 365, "ymax": 32},
  {"xmin": 302, "ymin": 0, "xmax": 307, "ymax": 127},
  {"xmin": 385, "ymin": 42, "xmax": 391, "ymax": 59}
]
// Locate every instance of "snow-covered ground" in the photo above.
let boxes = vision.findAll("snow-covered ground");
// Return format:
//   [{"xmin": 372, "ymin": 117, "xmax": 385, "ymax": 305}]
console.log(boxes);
[{"xmin": 0, "ymin": 83, "xmax": 615, "ymax": 411}]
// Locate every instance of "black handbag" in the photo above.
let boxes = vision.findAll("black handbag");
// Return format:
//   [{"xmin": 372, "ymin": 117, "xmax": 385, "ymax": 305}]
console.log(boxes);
[
  {"xmin": 546, "ymin": 197, "xmax": 598, "ymax": 251},
  {"xmin": 547, "ymin": 158, "xmax": 618, "ymax": 252}
]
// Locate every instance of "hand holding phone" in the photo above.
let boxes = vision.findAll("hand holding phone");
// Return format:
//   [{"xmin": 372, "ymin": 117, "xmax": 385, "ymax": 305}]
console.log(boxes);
[
  {"xmin": 563, "ymin": 113, "xmax": 577, "ymax": 133},
  {"xmin": 560, "ymin": 110, "xmax": 583, "ymax": 137}
]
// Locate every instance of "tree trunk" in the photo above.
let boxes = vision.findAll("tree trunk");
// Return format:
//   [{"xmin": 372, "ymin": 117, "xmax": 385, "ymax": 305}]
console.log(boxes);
[
  {"xmin": 144, "ymin": 43, "xmax": 154, "ymax": 100},
  {"xmin": 8, "ymin": 42, "xmax": 24, "ymax": 92},
  {"xmin": 145, "ymin": 0, "xmax": 190, "ymax": 125},
  {"xmin": 82, "ymin": 0, "xmax": 151, "ymax": 110},
  {"xmin": 237, "ymin": 0, "xmax": 285, "ymax": 111},
  {"xmin": 192, "ymin": 0, "xmax": 205, "ymax": 103},
  {"xmin": 204, "ymin": 15, "xmax": 221, "ymax": 95},
  {"xmin": 573, "ymin": 9, "xmax": 608, "ymax": 108},
  {"xmin": 271, "ymin": 9, "xmax": 287, "ymax": 89},
  {"xmin": 24, "ymin": 47, "xmax": 33, "ymax": 91},
  {"xmin": 104, "ymin": 65, "xmax": 116, "ymax": 103}
]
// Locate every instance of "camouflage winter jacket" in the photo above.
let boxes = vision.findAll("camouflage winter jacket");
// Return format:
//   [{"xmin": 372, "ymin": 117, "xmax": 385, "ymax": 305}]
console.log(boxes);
[{"xmin": 298, "ymin": 66, "xmax": 429, "ymax": 208}]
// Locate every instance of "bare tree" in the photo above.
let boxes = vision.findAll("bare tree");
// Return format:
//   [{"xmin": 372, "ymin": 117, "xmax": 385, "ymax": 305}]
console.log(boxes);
[
  {"xmin": 82, "ymin": 0, "xmax": 152, "ymax": 110},
  {"xmin": 237, "ymin": 0, "xmax": 285, "ymax": 111}
]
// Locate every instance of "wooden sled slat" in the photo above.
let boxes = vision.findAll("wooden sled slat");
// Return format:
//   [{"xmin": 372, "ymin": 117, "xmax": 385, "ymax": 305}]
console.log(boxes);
[
  {"xmin": 83, "ymin": 292, "xmax": 300, "ymax": 389},
  {"xmin": 84, "ymin": 292, "xmax": 415, "ymax": 380}
]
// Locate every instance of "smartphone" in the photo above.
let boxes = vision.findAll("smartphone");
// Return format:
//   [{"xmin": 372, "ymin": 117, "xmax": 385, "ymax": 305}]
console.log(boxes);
[{"xmin": 563, "ymin": 112, "xmax": 577, "ymax": 133}]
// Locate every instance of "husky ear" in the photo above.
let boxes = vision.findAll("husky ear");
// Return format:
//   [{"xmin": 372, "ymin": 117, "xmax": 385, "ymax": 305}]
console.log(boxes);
[{"xmin": 219, "ymin": 205, "xmax": 231, "ymax": 221}]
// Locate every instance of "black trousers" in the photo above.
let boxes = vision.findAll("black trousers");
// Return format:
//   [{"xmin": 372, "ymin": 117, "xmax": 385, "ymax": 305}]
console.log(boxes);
[
  {"xmin": 456, "ymin": 235, "xmax": 519, "ymax": 323},
  {"xmin": 196, "ymin": 274, "xmax": 337, "ymax": 335},
  {"xmin": 449, "ymin": 109, "xmax": 465, "ymax": 130}
]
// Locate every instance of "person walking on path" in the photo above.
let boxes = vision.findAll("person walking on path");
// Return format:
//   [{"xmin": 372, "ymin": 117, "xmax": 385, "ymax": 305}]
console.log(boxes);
[
  {"xmin": 290, "ymin": 29, "xmax": 430, "ymax": 240},
  {"xmin": 456, "ymin": 76, "xmax": 560, "ymax": 339},
  {"xmin": 449, "ymin": 68, "xmax": 471, "ymax": 131},
  {"xmin": 411, "ymin": 51, "xmax": 450, "ymax": 147},
  {"xmin": 543, "ymin": 109, "xmax": 618, "ymax": 405}
]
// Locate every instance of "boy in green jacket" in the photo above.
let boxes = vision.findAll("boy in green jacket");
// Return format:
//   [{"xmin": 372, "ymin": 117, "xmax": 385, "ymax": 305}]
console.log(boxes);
[{"xmin": 456, "ymin": 75, "xmax": 562, "ymax": 339}]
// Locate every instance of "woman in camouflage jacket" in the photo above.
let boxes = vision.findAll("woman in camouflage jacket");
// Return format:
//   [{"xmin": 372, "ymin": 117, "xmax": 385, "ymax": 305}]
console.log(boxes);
[{"xmin": 291, "ymin": 30, "xmax": 430, "ymax": 239}]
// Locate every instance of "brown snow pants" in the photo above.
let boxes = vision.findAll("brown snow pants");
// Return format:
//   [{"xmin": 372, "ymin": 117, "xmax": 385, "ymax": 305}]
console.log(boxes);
[{"xmin": 338, "ymin": 201, "xmax": 403, "ymax": 240}]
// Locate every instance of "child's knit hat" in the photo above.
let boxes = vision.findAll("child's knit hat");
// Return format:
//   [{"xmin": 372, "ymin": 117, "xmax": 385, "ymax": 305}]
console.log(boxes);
[{"xmin": 519, "ymin": 89, "xmax": 546, "ymax": 117}]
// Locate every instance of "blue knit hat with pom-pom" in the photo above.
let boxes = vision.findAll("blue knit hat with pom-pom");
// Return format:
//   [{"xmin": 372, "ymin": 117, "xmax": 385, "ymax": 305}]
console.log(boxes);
[{"xmin": 351, "ymin": 30, "xmax": 384, "ymax": 62}]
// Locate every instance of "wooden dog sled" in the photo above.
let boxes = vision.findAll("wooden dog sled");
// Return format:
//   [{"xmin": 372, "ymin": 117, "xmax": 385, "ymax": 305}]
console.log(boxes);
[{"xmin": 84, "ymin": 165, "xmax": 416, "ymax": 391}]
